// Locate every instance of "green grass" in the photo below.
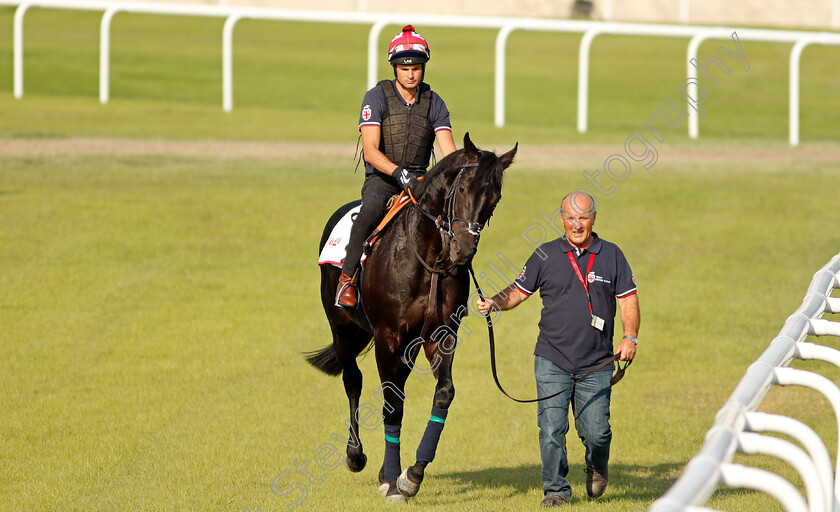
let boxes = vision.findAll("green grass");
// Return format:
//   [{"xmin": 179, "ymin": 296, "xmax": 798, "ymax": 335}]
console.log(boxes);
[
  {"xmin": 2, "ymin": 149, "xmax": 840, "ymax": 512},
  {"xmin": 2, "ymin": 6, "xmax": 840, "ymax": 512},
  {"xmin": 1, "ymin": 8, "xmax": 839, "ymax": 145}
]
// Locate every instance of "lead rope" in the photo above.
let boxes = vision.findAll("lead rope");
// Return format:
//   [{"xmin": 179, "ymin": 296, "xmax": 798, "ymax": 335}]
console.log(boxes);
[{"xmin": 467, "ymin": 263, "xmax": 622, "ymax": 404}]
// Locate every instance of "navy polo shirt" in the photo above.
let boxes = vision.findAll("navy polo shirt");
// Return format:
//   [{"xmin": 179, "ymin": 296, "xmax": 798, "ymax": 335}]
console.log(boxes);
[
  {"xmin": 357, "ymin": 80, "xmax": 452, "ymax": 176},
  {"xmin": 513, "ymin": 233, "xmax": 636, "ymax": 374}
]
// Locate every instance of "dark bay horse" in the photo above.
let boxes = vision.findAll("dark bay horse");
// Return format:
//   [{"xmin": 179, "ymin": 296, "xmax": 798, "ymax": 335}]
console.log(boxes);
[{"xmin": 306, "ymin": 133, "xmax": 517, "ymax": 501}]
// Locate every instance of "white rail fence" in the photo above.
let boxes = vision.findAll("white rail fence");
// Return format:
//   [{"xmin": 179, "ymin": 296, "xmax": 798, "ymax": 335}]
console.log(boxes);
[
  {"xmin": 4, "ymin": 0, "xmax": 840, "ymax": 145},
  {"xmin": 650, "ymin": 252, "xmax": 840, "ymax": 512}
]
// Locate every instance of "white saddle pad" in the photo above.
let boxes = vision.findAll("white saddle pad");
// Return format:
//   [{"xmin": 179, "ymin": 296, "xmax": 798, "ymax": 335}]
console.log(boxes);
[{"xmin": 318, "ymin": 204, "xmax": 364, "ymax": 268}]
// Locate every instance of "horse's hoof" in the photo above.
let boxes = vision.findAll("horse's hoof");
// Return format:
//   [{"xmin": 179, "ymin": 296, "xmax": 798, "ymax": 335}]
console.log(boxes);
[
  {"xmin": 344, "ymin": 453, "xmax": 367, "ymax": 473},
  {"xmin": 385, "ymin": 481, "xmax": 407, "ymax": 502},
  {"xmin": 397, "ymin": 468, "xmax": 421, "ymax": 497},
  {"xmin": 377, "ymin": 465, "xmax": 389, "ymax": 495}
]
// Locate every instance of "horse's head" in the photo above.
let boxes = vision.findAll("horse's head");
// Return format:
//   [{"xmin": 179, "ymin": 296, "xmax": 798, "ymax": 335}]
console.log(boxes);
[{"xmin": 416, "ymin": 132, "xmax": 517, "ymax": 265}]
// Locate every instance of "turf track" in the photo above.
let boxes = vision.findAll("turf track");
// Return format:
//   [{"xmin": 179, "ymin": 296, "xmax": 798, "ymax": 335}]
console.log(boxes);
[{"xmin": 1, "ymin": 7, "xmax": 839, "ymax": 512}]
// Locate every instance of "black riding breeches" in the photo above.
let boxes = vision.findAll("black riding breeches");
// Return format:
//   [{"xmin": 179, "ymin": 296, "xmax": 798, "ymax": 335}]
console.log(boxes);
[{"xmin": 341, "ymin": 174, "xmax": 402, "ymax": 277}]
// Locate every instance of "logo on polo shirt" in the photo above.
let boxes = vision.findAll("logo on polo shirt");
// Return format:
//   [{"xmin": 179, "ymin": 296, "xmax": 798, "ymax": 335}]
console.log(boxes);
[
  {"xmin": 361, "ymin": 105, "xmax": 372, "ymax": 121},
  {"xmin": 588, "ymin": 272, "xmax": 611, "ymax": 285}
]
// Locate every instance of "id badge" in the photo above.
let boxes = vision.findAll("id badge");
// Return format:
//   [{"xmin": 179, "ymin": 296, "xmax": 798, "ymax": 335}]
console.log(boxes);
[{"xmin": 591, "ymin": 314, "xmax": 605, "ymax": 331}]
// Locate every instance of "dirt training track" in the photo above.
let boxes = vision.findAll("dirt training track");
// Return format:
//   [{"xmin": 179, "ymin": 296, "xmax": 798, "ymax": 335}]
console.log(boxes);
[{"xmin": 2, "ymin": 138, "xmax": 839, "ymax": 167}]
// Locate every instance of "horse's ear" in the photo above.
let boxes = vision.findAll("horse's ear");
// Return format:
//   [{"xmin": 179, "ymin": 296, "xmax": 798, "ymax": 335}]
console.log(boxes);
[
  {"xmin": 463, "ymin": 132, "xmax": 479, "ymax": 161},
  {"xmin": 500, "ymin": 143, "xmax": 518, "ymax": 170}
]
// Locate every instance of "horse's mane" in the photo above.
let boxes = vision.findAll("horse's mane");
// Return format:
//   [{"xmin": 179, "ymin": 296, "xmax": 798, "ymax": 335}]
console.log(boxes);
[{"xmin": 416, "ymin": 148, "xmax": 504, "ymax": 199}]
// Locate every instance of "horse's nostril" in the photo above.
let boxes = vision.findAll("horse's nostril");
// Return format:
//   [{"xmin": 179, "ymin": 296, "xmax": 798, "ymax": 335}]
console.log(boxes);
[{"xmin": 450, "ymin": 237, "xmax": 477, "ymax": 261}]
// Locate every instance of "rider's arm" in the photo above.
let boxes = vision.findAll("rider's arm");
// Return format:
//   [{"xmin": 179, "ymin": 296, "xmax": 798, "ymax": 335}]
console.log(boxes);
[
  {"xmin": 360, "ymin": 125, "xmax": 401, "ymax": 176},
  {"xmin": 435, "ymin": 129, "xmax": 457, "ymax": 158}
]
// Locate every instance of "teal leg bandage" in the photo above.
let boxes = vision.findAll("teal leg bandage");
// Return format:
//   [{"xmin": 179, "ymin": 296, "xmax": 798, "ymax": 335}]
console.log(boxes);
[
  {"xmin": 384, "ymin": 424, "xmax": 401, "ymax": 481},
  {"xmin": 416, "ymin": 406, "xmax": 448, "ymax": 464}
]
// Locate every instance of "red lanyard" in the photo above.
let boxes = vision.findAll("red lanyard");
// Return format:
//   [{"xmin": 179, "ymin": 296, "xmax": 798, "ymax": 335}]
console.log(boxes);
[{"xmin": 567, "ymin": 251, "xmax": 595, "ymax": 314}]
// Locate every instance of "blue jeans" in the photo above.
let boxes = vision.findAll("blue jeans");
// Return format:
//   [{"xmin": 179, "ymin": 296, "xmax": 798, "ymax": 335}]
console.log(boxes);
[{"xmin": 535, "ymin": 355, "xmax": 612, "ymax": 500}]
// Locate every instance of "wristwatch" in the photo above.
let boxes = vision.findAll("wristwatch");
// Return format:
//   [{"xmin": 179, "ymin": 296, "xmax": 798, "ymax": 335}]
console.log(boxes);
[{"xmin": 622, "ymin": 335, "xmax": 638, "ymax": 345}]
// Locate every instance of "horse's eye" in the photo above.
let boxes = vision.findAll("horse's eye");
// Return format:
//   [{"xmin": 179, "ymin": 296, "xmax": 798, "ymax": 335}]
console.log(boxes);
[{"xmin": 459, "ymin": 185, "xmax": 465, "ymax": 192}]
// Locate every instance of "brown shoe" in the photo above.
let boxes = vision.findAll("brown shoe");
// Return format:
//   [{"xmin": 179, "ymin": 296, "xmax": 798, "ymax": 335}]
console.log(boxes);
[
  {"xmin": 540, "ymin": 495, "xmax": 568, "ymax": 507},
  {"xmin": 335, "ymin": 271, "xmax": 358, "ymax": 309},
  {"xmin": 585, "ymin": 467, "xmax": 608, "ymax": 498}
]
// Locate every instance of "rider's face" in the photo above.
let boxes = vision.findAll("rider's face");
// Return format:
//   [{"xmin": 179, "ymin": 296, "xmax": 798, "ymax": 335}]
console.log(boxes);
[{"xmin": 394, "ymin": 64, "xmax": 424, "ymax": 91}]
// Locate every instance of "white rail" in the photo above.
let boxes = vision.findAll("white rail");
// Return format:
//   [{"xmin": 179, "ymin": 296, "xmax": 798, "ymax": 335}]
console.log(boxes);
[
  {"xmin": 6, "ymin": 0, "xmax": 840, "ymax": 145},
  {"xmin": 649, "ymin": 254, "xmax": 840, "ymax": 512}
]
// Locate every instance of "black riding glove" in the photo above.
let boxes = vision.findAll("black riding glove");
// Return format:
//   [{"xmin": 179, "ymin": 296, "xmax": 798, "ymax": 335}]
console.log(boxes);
[{"xmin": 395, "ymin": 166, "xmax": 422, "ymax": 194}]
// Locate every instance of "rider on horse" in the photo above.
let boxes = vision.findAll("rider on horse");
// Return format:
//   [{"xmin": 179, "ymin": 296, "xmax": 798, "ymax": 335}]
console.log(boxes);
[{"xmin": 335, "ymin": 25, "xmax": 457, "ymax": 309}]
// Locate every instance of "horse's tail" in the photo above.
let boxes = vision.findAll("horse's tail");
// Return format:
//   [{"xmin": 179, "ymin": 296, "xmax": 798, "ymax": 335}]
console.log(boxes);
[{"xmin": 304, "ymin": 344, "xmax": 343, "ymax": 376}]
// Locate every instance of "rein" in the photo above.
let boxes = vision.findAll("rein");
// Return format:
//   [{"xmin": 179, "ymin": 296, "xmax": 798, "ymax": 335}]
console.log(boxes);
[
  {"xmin": 399, "ymin": 161, "xmax": 482, "ymax": 367},
  {"xmin": 466, "ymin": 264, "xmax": 630, "ymax": 404}
]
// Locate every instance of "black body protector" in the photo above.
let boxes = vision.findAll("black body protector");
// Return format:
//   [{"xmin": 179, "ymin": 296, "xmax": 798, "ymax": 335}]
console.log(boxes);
[{"xmin": 378, "ymin": 79, "xmax": 436, "ymax": 170}]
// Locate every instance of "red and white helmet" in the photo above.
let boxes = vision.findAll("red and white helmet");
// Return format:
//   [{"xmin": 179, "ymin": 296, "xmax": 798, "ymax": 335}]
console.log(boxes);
[{"xmin": 388, "ymin": 25, "xmax": 430, "ymax": 65}]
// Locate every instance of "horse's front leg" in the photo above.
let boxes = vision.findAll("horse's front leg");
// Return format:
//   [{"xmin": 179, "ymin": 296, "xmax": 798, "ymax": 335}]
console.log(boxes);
[
  {"xmin": 397, "ymin": 342, "xmax": 456, "ymax": 498},
  {"xmin": 376, "ymin": 338, "xmax": 412, "ymax": 502}
]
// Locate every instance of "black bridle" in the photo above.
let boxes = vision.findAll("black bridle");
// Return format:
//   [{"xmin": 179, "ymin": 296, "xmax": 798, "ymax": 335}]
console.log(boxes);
[
  {"xmin": 399, "ymin": 161, "xmax": 488, "ymax": 366},
  {"xmin": 443, "ymin": 165, "xmax": 485, "ymax": 239},
  {"xmin": 408, "ymin": 161, "xmax": 484, "ymax": 258}
]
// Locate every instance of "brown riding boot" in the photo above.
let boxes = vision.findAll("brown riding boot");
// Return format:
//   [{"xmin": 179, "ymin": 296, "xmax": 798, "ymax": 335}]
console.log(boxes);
[{"xmin": 335, "ymin": 271, "xmax": 358, "ymax": 309}]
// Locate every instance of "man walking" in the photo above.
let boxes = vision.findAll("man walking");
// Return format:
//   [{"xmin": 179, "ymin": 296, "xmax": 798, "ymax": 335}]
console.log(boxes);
[{"xmin": 476, "ymin": 191, "xmax": 640, "ymax": 507}]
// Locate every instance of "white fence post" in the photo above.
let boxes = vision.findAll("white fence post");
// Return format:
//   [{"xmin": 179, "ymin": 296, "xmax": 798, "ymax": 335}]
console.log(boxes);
[
  {"xmin": 745, "ymin": 411, "xmax": 836, "ymax": 512},
  {"xmin": 773, "ymin": 367, "xmax": 840, "ymax": 503},
  {"xmin": 577, "ymin": 26, "xmax": 604, "ymax": 134},
  {"xmin": 99, "ymin": 6, "xmax": 119, "ymax": 105},
  {"xmin": 367, "ymin": 19, "xmax": 390, "ymax": 90},
  {"xmin": 650, "ymin": 253, "xmax": 840, "ymax": 511},
  {"xmin": 719, "ymin": 464, "xmax": 809, "ymax": 512},
  {"xmin": 5, "ymin": 1, "xmax": 840, "ymax": 142},
  {"xmin": 13, "ymin": 2, "xmax": 32, "ymax": 99},
  {"xmin": 222, "ymin": 12, "xmax": 243, "ymax": 112},
  {"xmin": 685, "ymin": 32, "xmax": 707, "ymax": 140},
  {"xmin": 790, "ymin": 36, "xmax": 828, "ymax": 147},
  {"xmin": 493, "ymin": 23, "xmax": 517, "ymax": 128},
  {"xmin": 809, "ymin": 318, "xmax": 840, "ymax": 337},
  {"xmin": 737, "ymin": 432, "xmax": 827, "ymax": 512}
]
